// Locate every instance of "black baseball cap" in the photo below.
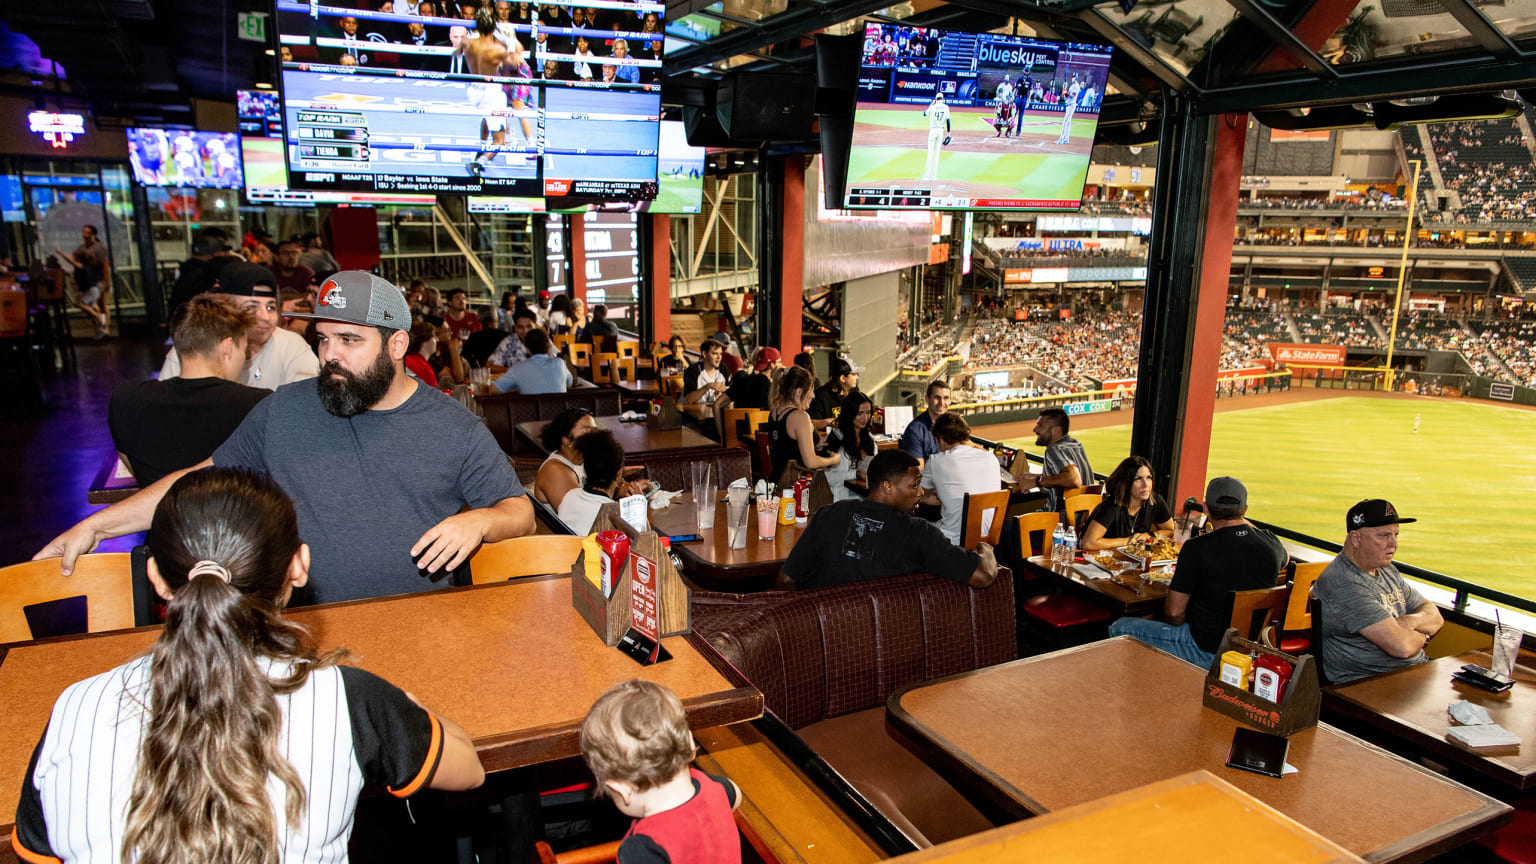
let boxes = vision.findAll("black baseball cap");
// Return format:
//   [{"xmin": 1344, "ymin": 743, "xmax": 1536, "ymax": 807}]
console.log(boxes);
[
  {"xmin": 1346, "ymin": 499, "xmax": 1416, "ymax": 531},
  {"xmin": 213, "ymin": 262, "xmax": 278, "ymax": 298}
]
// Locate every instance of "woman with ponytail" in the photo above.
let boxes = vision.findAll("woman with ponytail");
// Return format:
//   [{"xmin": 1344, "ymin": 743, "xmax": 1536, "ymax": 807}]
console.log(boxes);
[{"xmin": 12, "ymin": 468, "xmax": 485, "ymax": 863}]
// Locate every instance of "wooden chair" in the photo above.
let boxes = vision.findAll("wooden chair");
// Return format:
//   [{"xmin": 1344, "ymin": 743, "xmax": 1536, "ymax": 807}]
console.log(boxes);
[
  {"xmin": 1064, "ymin": 493, "xmax": 1102, "ymax": 534},
  {"xmin": 1, "ymin": 554, "xmax": 141, "ymax": 643},
  {"xmin": 469, "ymin": 535, "xmax": 585, "ymax": 584},
  {"xmin": 722, "ymin": 408, "xmax": 768, "ymax": 450},
  {"xmin": 552, "ymin": 333, "xmax": 575, "ymax": 358},
  {"xmin": 615, "ymin": 340, "xmax": 640, "ymax": 361},
  {"xmin": 569, "ymin": 342, "xmax": 592, "ymax": 373},
  {"xmin": 960, "ymin": 490, "xmax": 1010, "ymax": 549},
  {"xmin": 1015, "ymin": 511, "xmax": 1059, "ymax": 560},
  {"xmin": 1308, "ymin": 592, "xmax": 1330, "ymax": 685},
  {"xmin": 534, "ymin": 840, "xmax": 621, "ymax": 864},
  {"xmin": 612, "ymin": 357, "xmax": 637, "ymax": 385},
  {"xmin": 590, "ymin": 352, "xmax": 620, "ymax": 384},
  {"xmin": 1277, "ymin": 561, "xmax": 1326, "ymax": 654},
  {"xmin": 754, "ymin": 429, "xmax": 773, "ymax": 482},
  {"xmin": 660, "ymin": 374, "xmax": 685, "ymax": 398},
  {"xmin": 1227, "ymin": 583, "xmax": 1292, "ymax": 648}
]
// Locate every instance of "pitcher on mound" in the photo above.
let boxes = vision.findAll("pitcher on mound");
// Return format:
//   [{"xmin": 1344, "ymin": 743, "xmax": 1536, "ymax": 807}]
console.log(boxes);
[{"xmin": 923, "ymin": 92, "xmax": 951, "ymax": 182}]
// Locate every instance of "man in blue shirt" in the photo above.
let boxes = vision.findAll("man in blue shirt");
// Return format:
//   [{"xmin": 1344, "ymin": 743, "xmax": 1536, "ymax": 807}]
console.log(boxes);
[
  {"xmin": 898, "ymin": 379, "xmax": 950, "ymax": 464},
  {"xmin": 493, "ymin": 328, "xmax": 573, "ymax": 394}
]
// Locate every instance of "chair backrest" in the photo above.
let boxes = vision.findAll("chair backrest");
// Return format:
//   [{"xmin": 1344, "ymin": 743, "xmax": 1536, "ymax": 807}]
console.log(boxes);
[
  {"xmin": 961, "ymin": 489, "xmax": 1010, "ymax": 549},
  {"xmin": 613, "ymin": 357, "xmax": 637, "ymax": 384},
  {"xmin": 590, "ymin": 352, "xmax": 619, "ymax": 384},
  {"xmin": 552, "ymin": 333, "xmax": 575, "ymax": 357},
  {"xmin": 0, "ymin": 554, "xmax": 139, "ymax": 643},
  {"xmin": 723, "ymin": 408, "xmax": 769, "ymax": 450},
  {"xmin": 1308, "ymin": 591, "xmax": 1330, "ymax": 685},
  {"xmin": 1227, "ymin": 584, "xmax": 1292, "ymax": 647},
  {"xmin": 470, "ymin": 535, "xmax": 585, "ymax": 584},
  {"xmin": 615, "ymin": 340, "xmax": 639, "ymax": 361},
  {"xmin": 1064, "ymin": 493, "xmax": 1102, "ymax": 534},
  {"xmin": 1062, "ymin": 485, "xmax": 1092, "ymax": 500},
  {"xmin": 1282, "ymin": 561, "xmax": 1326, "ymax": 634},
  {"xmin": 1015, "ymin": 510, "xmax": 1059, "ymax": 559},
  {"xmin": 569, "ymin": 342, "xmax": 592, "ymax": 370},
  {"xmin": 754, "ymin": 430, "xmax": 772, "ymax": 481},
  {"xmin": 660, "ymin": 374, "xmax": 684, "ymax": 398}
]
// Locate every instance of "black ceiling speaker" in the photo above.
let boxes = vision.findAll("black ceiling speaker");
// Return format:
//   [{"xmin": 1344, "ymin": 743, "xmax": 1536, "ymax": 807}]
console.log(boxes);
[
  {"xmin": 715, "ymin": 70, "xmax": 816, "ymax": 141},
  {"xmin": 815, "ymin": 34, "xmax": 861, "ymax": 209},
  {"xmin": 682, "ymin": 82, "xmax": 735, "ymax": 148}
]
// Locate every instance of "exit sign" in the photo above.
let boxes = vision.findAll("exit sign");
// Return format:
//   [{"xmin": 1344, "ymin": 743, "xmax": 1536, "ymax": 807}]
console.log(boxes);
[{"xmin": 237, "ymin": 11, "xmax": 268, "ymax": 42}]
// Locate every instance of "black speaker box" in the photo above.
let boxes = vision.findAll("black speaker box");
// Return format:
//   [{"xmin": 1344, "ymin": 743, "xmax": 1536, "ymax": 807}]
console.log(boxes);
[
  {"xmin": 683, "ymin": 99, "xmax": 735, "ymax": 149},
  {"xmin": 815, "ymin": 35, "xmax": 861, "ymax": 209},
  {"xmin": 716, "ymin": 71, "xmax": 816, "ymax": 141}
]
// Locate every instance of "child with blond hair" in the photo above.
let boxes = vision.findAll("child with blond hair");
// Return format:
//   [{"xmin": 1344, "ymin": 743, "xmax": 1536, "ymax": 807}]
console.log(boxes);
[{"xmin": 580, "ymin": 680, "xmax": 741, "ymax": 864}]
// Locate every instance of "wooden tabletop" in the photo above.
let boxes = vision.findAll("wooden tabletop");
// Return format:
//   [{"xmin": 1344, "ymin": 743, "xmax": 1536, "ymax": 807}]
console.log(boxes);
[
  {"xmin": 0, "ymin": 576, "xmax": 762, "ymax": 851},
  {"xmin": 1022, "ymin": 555, "xmax": 1170, "ymax": 617},
  {"xmin": 1325, "ymin": 651, "xmax": 1536, "ymax": 791},
  {"xmin": 88, "ymin": 451, "xmax": 139, "ymax": 505},
  {"xmin": 887, "ymin": 638, "xmax": 1509, "ymax": 863},
  {"xmin": 648, "ymin": 492, "xmax": 804, "ymax": 591},
  {"xmin": 609, "ymin": 378, "xmax": 663, "ymax": 399},
  {"xmin": 516, "ymin": 415, "xmax": 719, "ymax": 459},
  {"xmin": 886, "ymin": 771, "xmax": 1364, "ymax": 863}
]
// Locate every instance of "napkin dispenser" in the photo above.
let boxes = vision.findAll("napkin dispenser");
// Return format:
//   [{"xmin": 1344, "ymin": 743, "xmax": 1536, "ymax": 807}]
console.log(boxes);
[{"xmin": 570, "ymin": 503, "xmax": 691, "ymax": 649}]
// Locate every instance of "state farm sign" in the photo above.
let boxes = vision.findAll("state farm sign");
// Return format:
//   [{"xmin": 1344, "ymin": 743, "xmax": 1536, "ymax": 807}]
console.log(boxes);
[{"xmin": 1267, "ymin": 343, "xmax": 1347, "ymax": 365}]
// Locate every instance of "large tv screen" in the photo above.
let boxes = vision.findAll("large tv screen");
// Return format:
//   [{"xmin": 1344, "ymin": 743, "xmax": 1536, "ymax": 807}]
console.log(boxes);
[
  {"xmin": 126, "ymin": 128, "xmax": 244, "ymax": 189},
  {"xmin": 638, "ymin": 120, "xmax": 705, "ymax": 214},
  {"xmin": 844, "ymin": 24, "xmax": 1112, "ymax": 211},
  {"xmin": 273, "ymin": 0, "xmax": 663, "ymax": 200}
]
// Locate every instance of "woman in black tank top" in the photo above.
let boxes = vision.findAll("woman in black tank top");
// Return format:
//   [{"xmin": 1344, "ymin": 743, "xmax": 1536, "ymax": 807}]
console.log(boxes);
[{"xmin": 766, "ymin": 366, "xmax": 841, "ymax": 485}]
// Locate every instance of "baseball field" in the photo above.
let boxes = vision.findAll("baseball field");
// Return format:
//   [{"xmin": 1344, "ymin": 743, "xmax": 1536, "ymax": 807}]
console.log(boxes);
[
  {"xmin": 990, "ymin": 392, "xmax": 1536, "ymax": 600},
  {"xmin": 846, "ymin": 104, "xmax": 1096, "ymax": 201}
]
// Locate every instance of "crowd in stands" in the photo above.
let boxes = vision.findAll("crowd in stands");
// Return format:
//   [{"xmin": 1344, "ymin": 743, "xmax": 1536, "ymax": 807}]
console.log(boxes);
[
  {"xmin": 965, "ymin": 311, "xmax": 1142, "ymax": 386},
  {"xmin": 1292, "ymin": 308, "xmax": 1378, "ymax": 347},
  {"xmin": 1420, "ymin": 119, "xmax": 1536, "ymax": 223},
  {"xmin": 1469, "ymin": 317, "xmax": 1536, "ymax": 387}
]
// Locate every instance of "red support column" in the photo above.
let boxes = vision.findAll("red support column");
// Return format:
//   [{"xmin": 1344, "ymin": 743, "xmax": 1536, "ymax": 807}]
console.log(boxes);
[
  {"xmin": 1173, "ymin": 115, "xmax": 1247, "ymax": 507},
  {"xmin": 649, "ymin": 213, "xmax": 671, "ymax": 344},
  {"xmin": 569, "ymin": 214, "xmax": 587, "ymax": 303},
  {"xmin": 776, "ymin": 157, "xmax": 805, "ymax": 353}
]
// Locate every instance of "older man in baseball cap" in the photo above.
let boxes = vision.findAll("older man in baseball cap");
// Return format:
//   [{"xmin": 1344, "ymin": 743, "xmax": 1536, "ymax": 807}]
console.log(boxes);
[
  {"xmin": 40, "ymin": 271, "xmax": 534, "ymax": 604},
  {"xmin": 1314, "ymin": 498, "xmax": 1442, "ymax": 683}
]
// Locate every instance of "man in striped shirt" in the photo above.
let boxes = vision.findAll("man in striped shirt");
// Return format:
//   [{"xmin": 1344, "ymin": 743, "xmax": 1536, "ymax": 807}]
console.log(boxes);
[{"xmin": 1032, "ymin": 407, "xmax": 1094, "ymax": 513}]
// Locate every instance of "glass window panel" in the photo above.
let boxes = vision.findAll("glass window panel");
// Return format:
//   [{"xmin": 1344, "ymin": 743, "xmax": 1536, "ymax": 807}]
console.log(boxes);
[
  {"xmin": 1322, "ymin": 1, "xmax": 1473, "ymax": 64},
  {"xmin": 1098, "ymin": 0, "xmax": 1237, "ymax": 75}
]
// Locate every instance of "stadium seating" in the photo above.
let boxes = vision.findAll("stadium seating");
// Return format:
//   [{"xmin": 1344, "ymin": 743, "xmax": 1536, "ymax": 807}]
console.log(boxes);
[{"xmin": 1423, "ymin": 118, "xmax": 1536, "ymax": 223}]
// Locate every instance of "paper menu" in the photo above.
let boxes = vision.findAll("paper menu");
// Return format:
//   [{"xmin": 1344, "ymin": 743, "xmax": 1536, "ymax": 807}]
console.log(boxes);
[{"xmin": 619, "ymin": 494, "xmax": 648, "ymax": 531}]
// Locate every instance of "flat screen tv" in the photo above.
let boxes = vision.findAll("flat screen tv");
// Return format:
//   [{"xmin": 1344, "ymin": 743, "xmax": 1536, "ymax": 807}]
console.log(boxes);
[
  {"xmin": 126, "ymin": 128, "xmax": 244, "ymax": 189},
  {"xmin": 237, "ymin": 88, "xmax": 435, "ymax": 207},
  {"xmin": 638, "ymin": 120, "xmax": 704, "ymax": 213},
  {"xmin": 467, "ymin": 196, "xmax": 548, "ymax": 213},
  {"xmin": 272, "ymin": 0, "xmax": 664, "ymax": 201},
  {"xmin": 844, "ymin": 23, "xmax": 1112, "ymax": 211}
]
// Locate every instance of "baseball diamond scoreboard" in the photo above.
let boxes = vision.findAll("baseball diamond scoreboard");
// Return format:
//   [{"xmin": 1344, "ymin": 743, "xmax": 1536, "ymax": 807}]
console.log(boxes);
[
  {"xmin": 846, "ymin": 23, "xmax": 1112, "ymax": 211},
  {"xmin": 273, "ymin": 0, "xmax": 663, "ymax": 200}
]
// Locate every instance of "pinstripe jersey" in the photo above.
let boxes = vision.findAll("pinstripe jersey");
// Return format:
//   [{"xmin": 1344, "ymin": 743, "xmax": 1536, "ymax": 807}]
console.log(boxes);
[{"xmin": 12, "ymin": 658, "xmax": 442, "ymax": 864}]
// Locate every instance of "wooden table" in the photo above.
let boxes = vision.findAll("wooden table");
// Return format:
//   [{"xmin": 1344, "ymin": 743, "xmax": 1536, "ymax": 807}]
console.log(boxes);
[
  {"xmin": 647, "ymin": 492, "xmax": 805, "ymax": 591},
  {"xmin": 516, "ymin": 415, "xmax": 719, "ymax": 460},
  {"xmin": 1022, "ymin": 554, "xmax": 1170, "ymax": 617},
  {"xmin": 0, "ymin": 576, "xmax": 763, "ymax": 860},
  {"xmin": 1325, "ymin": 651, "xmax": 1536, "ymax": 791},
  {"xmin": 886, "ymin": 637, "xmax": 1509, "ymax": 863},
  {"xmin": 609, "ymin": 378, "xmax": 663, "ymax": 400},
  {"xmin": 88, "ymin": 451, "xmax": 139, "ymax": 505},
  {"xmin": 886, "ymin": 770, "xmax": 1364, "ymax": 863}
]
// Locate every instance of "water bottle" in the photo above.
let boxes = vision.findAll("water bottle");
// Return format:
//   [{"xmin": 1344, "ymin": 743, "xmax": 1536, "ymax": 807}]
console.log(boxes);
[
  {"xmin": 1064, "ymin": 525, "xmax": 1077, "ymax": 565},
  {"xmin": 1051, "ymin": 524, "xmax": 1064, "ymax": 565}
]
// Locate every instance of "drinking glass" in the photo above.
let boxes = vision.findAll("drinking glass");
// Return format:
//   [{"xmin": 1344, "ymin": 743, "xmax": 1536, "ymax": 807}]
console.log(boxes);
[
  {"xmin": 691, "ymin": 463, "xmax": 716, "ymax": 530},
  {"xmin": 726, "ymin": 490, "xmax": 750, "ymax": 549},
  {"xmin": 1492, "ymin": 623, "xmax": 1523, "ymax": 679},
  {"xmin": 757, "ymin": 494, "xmax": 778, "ymax": 541}
]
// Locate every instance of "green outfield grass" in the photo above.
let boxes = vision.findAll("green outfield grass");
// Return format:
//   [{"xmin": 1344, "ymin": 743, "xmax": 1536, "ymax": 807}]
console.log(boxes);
[
  {"xmin": 999, "ymin": 396, "xmax": 1536, "ymax": 600},
  {"xmin": 650, "ymin": 171, "xmax": 702, "ymax": 214}
]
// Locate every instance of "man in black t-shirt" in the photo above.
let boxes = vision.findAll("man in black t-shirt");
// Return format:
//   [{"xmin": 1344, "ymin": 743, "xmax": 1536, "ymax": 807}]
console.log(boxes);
[
  {"xmin": 1109, "ymin": 476, "xmax": 1287, "ymax": 668},
  {"xmin": 778, "ymin": 450, "xmax": 998, "ymax": 591},
  {"xmin": 109, "ymin": 295, "xmax": 269, "ymax": 486},
  {"xmin": 808, "ymin": 356, "xmax": 861, "ymax": 430}
]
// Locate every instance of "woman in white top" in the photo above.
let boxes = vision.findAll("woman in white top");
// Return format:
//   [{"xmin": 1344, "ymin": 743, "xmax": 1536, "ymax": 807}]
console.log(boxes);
[
  {"xmin": 824, "ymin": 390, "xmax": 877, "ymax": 502},
  {"xmin": 13, "ymin": 468, "xmax": 484, "ymax": 864},
  {"xmin": 919, "ymin": 412, "xmax": 1002, "ymax": 546},
  {"xmin": 535, "ymin": 408, "xmax": 595, "ymax": 510},
  {"xmin": 572, "ymin": 36, "xmax": 596, "ymax": 80},
  {"xmin": 557, "ymin": 428, "xmax": 626, "ymax": 535},
  {"xmin": 548, "ymin": 294, "xmax": 573, "ymax": 335}
]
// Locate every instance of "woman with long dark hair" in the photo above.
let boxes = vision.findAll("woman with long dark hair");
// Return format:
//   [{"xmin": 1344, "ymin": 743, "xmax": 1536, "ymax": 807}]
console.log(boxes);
[
  {"xmin": 824, "ymin": 390, "xmax": 876, "ymax": 501},
  {"xmin": 13, "ymin": 468, "xmax": 484, "ymax": 864},
  {"xmin": 535, "ymin": 407, "xmax": 596, "ymax": 509},
  {"xmin": 1079, "ymin": 455, "xmax": 1175, "ymax": 551},
  {"xmin": 548, "ymin": 294, "xmax": 574, "ymax": 335}
]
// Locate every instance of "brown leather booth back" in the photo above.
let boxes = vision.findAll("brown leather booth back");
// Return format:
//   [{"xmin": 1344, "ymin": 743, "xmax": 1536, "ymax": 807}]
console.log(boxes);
[
  {"xmin": 481, "ymin": 390, "xmax": 623, "ymax": 454},
  {"xmin": 640, "ymin": 449, "xmax": 752, "ymax": 493},
  {"xmin": 693, "ymin": 571, "xmax": 1015, "ymax": 730}
]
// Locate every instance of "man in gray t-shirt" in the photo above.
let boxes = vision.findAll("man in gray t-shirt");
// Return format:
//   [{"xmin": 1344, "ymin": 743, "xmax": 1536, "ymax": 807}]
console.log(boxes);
[
  {"xmin": 1032, "ymin": 408, "xmax": 1094, "ymax": 513},
  {"xmin": 1315, "ymin": 499, "xmax": 1443, "ymax": 683},
  {"xmin": 37, "ymin": 272, "xmax": 535, "ymax": 603}
]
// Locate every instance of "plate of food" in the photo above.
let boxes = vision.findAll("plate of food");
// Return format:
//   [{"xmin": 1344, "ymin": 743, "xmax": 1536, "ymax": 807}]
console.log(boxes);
[
  {"xmin": 1119, "ymin": 536, "xmax": 1177, "ymax": 567},
  {"xmin": 1087, "ymin": 552, "xmax": 1124, "ymax": 575}
]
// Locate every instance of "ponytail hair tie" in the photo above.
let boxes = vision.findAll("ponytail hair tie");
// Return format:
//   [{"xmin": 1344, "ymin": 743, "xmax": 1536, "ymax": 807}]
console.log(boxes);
[{"xmin": 187, "ymin": 560, "xmax": 232, "ymax": 583}]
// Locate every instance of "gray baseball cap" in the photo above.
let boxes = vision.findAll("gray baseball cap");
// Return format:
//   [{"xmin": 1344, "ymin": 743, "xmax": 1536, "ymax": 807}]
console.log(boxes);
[
  {"xmin": 288, "ymin": 271, "xmax": 410, "ymax": 330},
  {"xmin": 1205, "ymin": 476, "xmax": 1247, "ymax": 508}
]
